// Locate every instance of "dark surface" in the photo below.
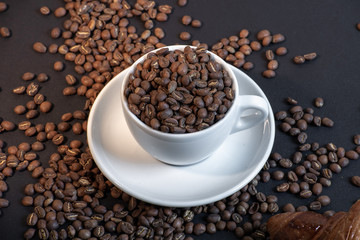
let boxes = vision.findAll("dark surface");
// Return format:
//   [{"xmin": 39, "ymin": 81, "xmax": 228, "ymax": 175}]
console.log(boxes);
[{"xmin": 1, "ymin": 0, "xmax": 360, "ymax": 239}]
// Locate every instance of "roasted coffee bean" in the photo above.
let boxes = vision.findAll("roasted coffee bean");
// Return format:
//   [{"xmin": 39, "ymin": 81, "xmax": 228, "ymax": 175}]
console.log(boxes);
[
  {"xmin": 279, "ymin": 158, "xmax": 292, "ymax": 168},
  {"xmin": 322, "ymin": 117, "xmax": 334, "ymax": 127},
  {"xmin": 275, "ymin": 46, "xmax": 288, "ymax": 56},
  {"xmin": 293, "ymin": 56, "xmax": 305, "ymax": 64},
  {"xmin": 178, "ymin": 0, "xmax": 188, "ymax": 6},
  {"xmin": 304, "ymin": 52, "xmax": 317, "ymax": 61},
  {"xmin": 54, "ymin": 7, "xmax": 67, "ymax": 17},
  {"xmin": 351, "ymin": 176, "xmax": 360, "ymax": 187},
  {"xmin": 312, "ymin": 183, "xmax": 323, "ymax": 195},
  {"xmin": 54, "ymin": 61, "xmax": 65, "ymax": 71},
  {"xmin": 26, "ymin": 212, "xmax": 38, "ymax": 226},
  {"xmin": 257, "ymin": 29, "xmax": 271, "ymax": 40},
  {"xmin": 299, "ymin": 189, "xmax": 312, "ymax": 198},
  {"xmin": 0, "ymin": 27, "xmax": 10, "ymax": 38},
  {"xmin": 272, "ymin": 33, "xmax": 285, "ymax": 43},
  {"xmin": 39, "ymin": 6, "xmax": 50, "ymax": 15},
  {"xmin": 309, "ymin": 201, "xmax": 322, "ymax": 211},
  {"xmin": 0, "ymin": 2, "xmax": 7, "ymax": 12},
  {"xmin": 33, "ymin": 42, "xmax": 47, "ymax": 53},
  {"xmin": 22, "ymin": 196, "xmax": 34, "ymax": 206},
  {"xmin": 267, "ymin": 60, "xmax": 278, "ymax": 70},
  {"xmin": 314, "ymin": 97, "xmax": 324, "ymax": 108},
  {"xmin": 346, "ymin": 150, "xmax": 359, "ymax": 160},
  {"xmin": 275, "ymin": 111, "xmax": 287, "ymax": 120},
  {"xmin": 39, "ymin": 101, "xmax": 52, "ymax": 113},
  {"xmin": 179, "ymin": 32, "xmax": 191, "ymax": 41},
  {"xmin": 283, "ymin": 203, "xmax": 295, "ymax": 212},
  {"xmin": 191, "ymin": 19, "xmax": 202, "ymax": 28},
  {"xmin": 276, "ymin": 182, "xmax": 289, "ymax": 192},
  {"xmin": 181, "ymin": 15, "xmax": 192, "ymax": 25},
  {"xmin": 22, "ymin": 72, "xmax": 35, "ymax": 81},
  {"xmin": 26, "ymin": 82, "xmax": 39, "ymax": 97},
  {"xmin": 289, "ymin": 182, "xmax": 300, "ymax": 194},
  {"xmin": 262, "ymin": 70, "xmax": 276, "ymax": 78},
  {"xmin": 1, "ymin": 120, "xmax": 15, "ymax": 131}
]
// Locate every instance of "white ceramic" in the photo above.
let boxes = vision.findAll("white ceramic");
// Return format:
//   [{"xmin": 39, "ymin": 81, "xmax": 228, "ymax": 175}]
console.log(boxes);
[
  {"xmin": 120, "ymin": 45, "xmax": 269, "ymax": 165},
  {"xmin": 87, "ymin": 64, "xmax": 275, "ymax": 207}
]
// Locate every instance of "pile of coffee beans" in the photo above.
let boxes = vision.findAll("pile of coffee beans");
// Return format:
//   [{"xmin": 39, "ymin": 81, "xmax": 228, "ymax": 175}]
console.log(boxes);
[
  {"xmin": 1, "ymin": 0, "xmax": 359, "ymax": 240},
  {"xmin": 124, "ymin": 46, "xmax": 234, "ymax": 133}
]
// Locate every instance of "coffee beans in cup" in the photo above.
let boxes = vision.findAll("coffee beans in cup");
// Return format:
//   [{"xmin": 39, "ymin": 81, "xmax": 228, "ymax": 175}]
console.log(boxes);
[{"xmin": 124, "ymin": 46, "xmax": 235, "ymax": 134}]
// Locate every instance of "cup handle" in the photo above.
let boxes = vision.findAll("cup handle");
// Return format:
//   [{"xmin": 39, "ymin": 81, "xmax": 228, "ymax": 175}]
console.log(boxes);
[{"xmin": 230, "ymin": 95, "xmax": 269, "ymax": 134}]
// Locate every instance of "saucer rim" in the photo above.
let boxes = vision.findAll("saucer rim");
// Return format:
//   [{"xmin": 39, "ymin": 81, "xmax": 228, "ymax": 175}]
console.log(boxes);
[{"xmin": 87, "ymin": 65, "xmax": 275, "ymax": 207}]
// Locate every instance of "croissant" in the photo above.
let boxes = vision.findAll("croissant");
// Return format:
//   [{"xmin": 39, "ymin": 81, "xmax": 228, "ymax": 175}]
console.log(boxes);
[{"xmin": 267, "ymin": 200, "xmax": 360, "ymax": 240}]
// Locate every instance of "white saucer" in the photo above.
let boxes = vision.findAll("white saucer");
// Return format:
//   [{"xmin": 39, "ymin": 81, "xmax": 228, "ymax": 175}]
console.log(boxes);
[{"xmin": 87, "ymin": 65, "xmax": 275, "ymax": 207}]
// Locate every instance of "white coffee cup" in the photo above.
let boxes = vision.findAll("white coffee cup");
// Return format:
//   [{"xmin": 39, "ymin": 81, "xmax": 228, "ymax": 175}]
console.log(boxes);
[{"xmin": 120, "ymin": 45, "xmax": 269, "ymax": 165}]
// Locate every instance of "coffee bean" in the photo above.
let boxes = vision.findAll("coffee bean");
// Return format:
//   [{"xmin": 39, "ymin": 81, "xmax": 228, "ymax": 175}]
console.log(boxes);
[
  {"xmin": 181, "ymin": 15, "xmax": 192, "ymax": 25},
  {"xmin": 191, "ymin": 19, "xmax": 202, "ymax": 28},
  {"xmin": 314, "ymin": 97, "xmax": 324, "ymax": 108},
  {"xmin": 276, "ymin": 183, "xmax": 289, "ymax": 192},
  {"xmin": 38, "ymin": 101, "xmax": 52, "ymax": 113},
  {"xmin": 0, "ymin": 27, "xmax": 11, "ymax": 38},
  {"xmin": 26, "ymin": 110, "xmax": 39, "ymax": 119},
  {"xmin": 50, "ymin": 27, "xmax": 61, "ymax": 39},
  {"xmin": 282, "ymin": 203, "xmax": 295, "ymax": 212},
  {"xmin": 54, "ymin": 7, "xmax": 67, "ymax": 17},
  {"xmin": 178, "ymin": 0, "xmax": 187, "ymax": 6},
  {"xmin": 346, "ymin": 150, "xmax": 359, "ymax": 160},
  {"xmin": 293, "ymin": 56, "xmax": 305, "ymax": 64},
  {"xmin": 26, "ymin": 212, "xmax": 38, "ymax": 226},
  {"xmin": 351, "ymin": 176, "xmax": 360, "ymax": 187},
  {"xmin": 22, "ymin": 72, "xmax": 36, "ymax": 81},
  {"xmin": 319, "ymin": 177, "xmax": 331, "ymax": 187},
  {"xmin": 0, "ymin": 2, "xmax": 7, "ymax": 12},
  {"xmin": 321, "ymin": 117, "xmax": 334, "ymax": 127},
  {"xmin": 279, "ymin": 158, "xmax": 292, "ymax": 168},
  {"xmin": 271, "ymin": 170, "xmax": 284, "ymax": 180},
  {"xmin": 299, "ymin": 190, "xmax": 312, "ymax": 198},
  {"xmin": 26, "ymin": 82, "xmax": 39, "ymax": 97},
  {"xmin": 262, "ymin": 70, "xmax": 276, "ymax": 78},
  {"xmin": 272, "ymin": 33, "xmax": 285, "ymax": 43},
  {"xmin": 33, "ymin": 42, "xmax": 47, "ymax": 53},
  {"xmin": 53, "ymin": 61, "xmax": 64, "ymax": 71},
  {"xmin": 63, "ymin": 87, "xmax": 76, "ymax": 95},
  {"xmin": 354, "ymin": 135, "xmax": 360, "ymax": 145},
  {"xmin": 257, "ymin": 30, "xmax": 271, "ymax": 40},
  {"xmin": 22, "ymin": 196, "xmax": 34, "ymax": 206},
  {"xmin": 309, "ymin": 201, "xmax": 321, "ymax": 211},
  {"xmin": 304, "ymin": 52, "xmax": 317, "ymax": 61},
  {"xmin": 289, "ymin": 182, "xmax": 300, "ymax": 194},
  {"xmin": 13, "ymin": 86, "xmax": 26, "ymax": 94},
  {"xmin": 179, "ymin": 32, "xmax": 191, "ymax": 41},
  {"xmin": 312, "ymin": 183, "xmax": 323, "ymax": 195},
  {"xmin": 40, "ymin": 6, "xmax": 50, "ymax": 15},
  {"xmin": 275, "ymin": 111, "xmax": 287, "ymax": 120},
  {"xmin": 297, "ymin": 132, "xmax": 307, "ymax": 144},
  {"xmin": 316, "ymin": 196, "xmax": 331, "ymax": 208},
  {"xmin": 1, "ymin": 120, "xmax": 15, "ymax": 131},
  {"xmin": 275, "ymin": 47, "xmax": 288, "ymax": 56},
  {"xmin": 267, "ymin": 60, "xmax": 278, "ymax": 70}
]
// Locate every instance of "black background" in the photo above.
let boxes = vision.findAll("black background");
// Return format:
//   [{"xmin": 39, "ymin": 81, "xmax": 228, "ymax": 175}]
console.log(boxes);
[{"xmin": 1, "ymin": 0, "xmax": 360, "ymax": 239}]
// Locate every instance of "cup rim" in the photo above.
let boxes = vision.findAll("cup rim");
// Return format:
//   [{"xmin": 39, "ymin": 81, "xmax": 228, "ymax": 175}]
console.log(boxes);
[{"xmin": 120, "ymin": 45, "xmax": 239, "ymax": 140}]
